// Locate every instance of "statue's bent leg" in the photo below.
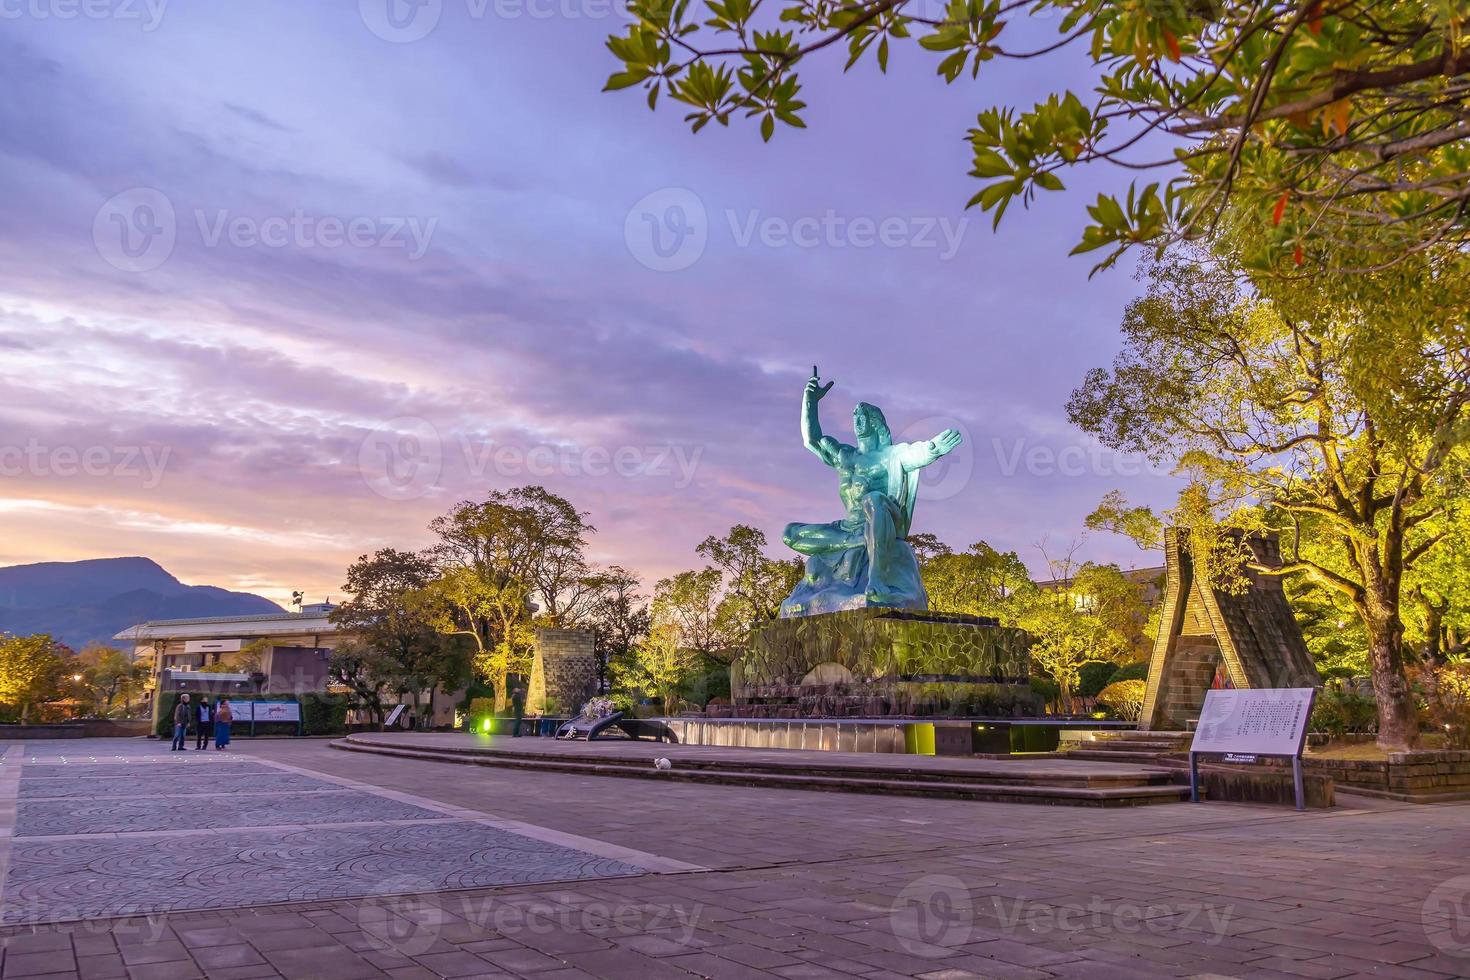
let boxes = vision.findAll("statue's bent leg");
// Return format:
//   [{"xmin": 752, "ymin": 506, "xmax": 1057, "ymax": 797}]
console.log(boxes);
[
  {"xmin": 860, "ymin": 492, "xmax": 922, "ymax": 606},
  {"xmin": 784, "ymin": 520, "xmax": 861, "ymax": 556}
]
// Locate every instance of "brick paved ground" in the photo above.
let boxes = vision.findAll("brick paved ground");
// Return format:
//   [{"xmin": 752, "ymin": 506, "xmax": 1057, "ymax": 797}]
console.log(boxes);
[{"xmin": 0, "ymin": 737, "xmax": 1468, "ymax": 979}]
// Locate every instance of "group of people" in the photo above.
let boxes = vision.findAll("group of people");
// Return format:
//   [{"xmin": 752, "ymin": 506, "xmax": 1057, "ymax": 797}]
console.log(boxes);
[{"xmin": 170, "ymin": 693, "xmax": 234, "ymax": 751}]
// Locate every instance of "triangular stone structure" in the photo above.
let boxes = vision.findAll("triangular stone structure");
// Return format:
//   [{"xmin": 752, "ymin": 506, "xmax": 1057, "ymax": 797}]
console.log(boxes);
[{"xmin": 1140, "ymin": 528, "xmax": 1320, "ymax": 731}]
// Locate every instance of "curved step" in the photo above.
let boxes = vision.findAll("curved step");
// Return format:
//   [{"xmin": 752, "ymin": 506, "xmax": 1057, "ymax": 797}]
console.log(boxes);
[{"xmin": 330, "ymin": 739, "xmax": 1190, "ymax": 807}]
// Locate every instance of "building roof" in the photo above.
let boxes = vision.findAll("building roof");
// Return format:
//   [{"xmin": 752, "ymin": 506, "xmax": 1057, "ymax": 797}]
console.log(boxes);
[
  {"xmin": 113, "ymin": 610, "xmax": 342, "ymax": 643},
  {"xmin": 1033, "ymin": 565, "xmax": 1165, "ymax": 591}
]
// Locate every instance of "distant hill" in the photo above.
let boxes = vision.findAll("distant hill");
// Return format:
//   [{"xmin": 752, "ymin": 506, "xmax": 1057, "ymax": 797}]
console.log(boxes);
[{"xmin": 0, "ymin": 557, "xmax": 283, "ymax": 651}]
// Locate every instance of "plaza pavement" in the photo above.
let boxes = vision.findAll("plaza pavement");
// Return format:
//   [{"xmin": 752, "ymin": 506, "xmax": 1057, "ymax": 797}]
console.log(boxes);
[{"xmin": 0, "ymin": 737, "xmax": 1468, "ymax": 980}]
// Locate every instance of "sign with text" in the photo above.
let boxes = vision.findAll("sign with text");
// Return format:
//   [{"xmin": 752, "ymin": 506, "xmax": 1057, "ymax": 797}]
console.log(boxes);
[
  {"xmin": 233, "ymin": 701, "xmax": 301, "ymax": 723},
  {"xmin": 1190, "ymin": 688, "xmax": 1315, "ymax": 757}
]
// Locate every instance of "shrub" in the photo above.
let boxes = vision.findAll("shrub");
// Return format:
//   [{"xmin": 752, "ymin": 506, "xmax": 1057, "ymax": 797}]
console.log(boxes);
[
  {"xmin": 1076, "ymin": 662, "xmax": 1118, "ymax": 699},
  {"xmin": 1097, "ymin": 679, "xmax": 1146, "ymax": 721},
  {"xmin": 466, "ymin": 697, "xmax": 495, "ymax": 730},
  {"xmin": 1108, "ymin": 661, "xmax": 1149, "ymax": 685},
  {"xmin": 1421, "ymin": 664, "xmax": 1470, "ymax": 749},
  {"xmin": 301, "ymin": 693, "xmax": 348, "ymax": 735},
  {"xmin": 1310, "ymin": 685, "xmax": 1377, "ymax": 736}
]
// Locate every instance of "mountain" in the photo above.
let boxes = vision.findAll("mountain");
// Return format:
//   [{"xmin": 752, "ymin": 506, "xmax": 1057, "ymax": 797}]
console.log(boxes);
[{"xmin": 0, "ymin": 557, "xmax": 283, "ymax": 651}]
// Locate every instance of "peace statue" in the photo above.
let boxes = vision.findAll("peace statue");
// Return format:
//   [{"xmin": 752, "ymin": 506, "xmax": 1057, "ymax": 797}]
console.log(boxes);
[{"xmin": 780, "ymin": 367, "xmax": 963, "ymax": 618}]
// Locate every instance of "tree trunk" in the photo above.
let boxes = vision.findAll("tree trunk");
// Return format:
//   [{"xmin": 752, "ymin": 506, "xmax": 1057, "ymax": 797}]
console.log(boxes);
[
  {"xmin": 1363, "ymin": 603, "xmax": 1418, "ymax": 752},
  {"xmin": 1354, "ymin": 538, "xmax": 1418, "ymax": 752}
]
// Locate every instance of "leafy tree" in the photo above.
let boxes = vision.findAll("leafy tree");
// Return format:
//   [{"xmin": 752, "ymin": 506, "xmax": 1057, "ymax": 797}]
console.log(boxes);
[
  {"xmin": 75, "ymin": 644, "xmax": 149, "ymax": 717},
  {"xmin": 0, "ymin": 634, "xmax": 68, "ymax": 722},
  {"xmin": 332, "ymin": 548, "xmax": 470, "ymax": 726},
  {"xmin": 652, "ymin": 568, "xmax": 744, "ymax": 654},
  {"xmin": 1068, "ymin": 251, "xmax": 1469, "ymax": 749},
  {"xmin": 918, "ymin": 539, "xmax": 1031, "ymax": 618},
  {"xmin": 605, "ymin": 0, "xmax": 1470, "ymax": 276},
  {"xmin": 415, "ymin": 567, "xmax": 534, "ymax": 711},
  {"xmin": 326, "ymin": 640, "xmax": 396, "ymax": 729},
  {"xmin": 585, "ymin": 565, "xmax": 651, "ymax": 691},
  {"xmin": 612, "ymin": 622, "xmax": 698, "ymax": 712},
  {"xmin": 429, "ymin": 486, "xmax": 597, "ymax": 624},
  {"xmin": 696, "ymin": 524, "xmax": 803, "ymax": 627},
  {"xmin": 1086, "ymin": 490, "xmax": 1165, "ymax": 551}
]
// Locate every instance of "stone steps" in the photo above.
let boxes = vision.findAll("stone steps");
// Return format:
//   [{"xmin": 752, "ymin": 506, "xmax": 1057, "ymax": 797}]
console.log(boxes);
[{"xmin": 331, "ymin": 737, "xmax": 1191, "ymax": 808}]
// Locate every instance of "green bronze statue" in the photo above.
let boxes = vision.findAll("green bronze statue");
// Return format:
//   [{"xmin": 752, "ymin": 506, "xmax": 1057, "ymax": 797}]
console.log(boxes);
[{"xmin": 780, "ymin": 366, "xmax": 963, "ymax": 617}]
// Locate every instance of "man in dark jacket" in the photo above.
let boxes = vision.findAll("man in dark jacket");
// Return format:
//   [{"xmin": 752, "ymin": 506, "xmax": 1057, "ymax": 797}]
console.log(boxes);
[
  {"xmin": 171, "ymin": 694, "xmax": 191, "ymax": 751},
  {"xmin": 510, "ymin": 687, "xmax": 525, "ymax": 737},
  {"xmin": 194, "ymin": 698, "xmax": 213, "ymax": 750}
]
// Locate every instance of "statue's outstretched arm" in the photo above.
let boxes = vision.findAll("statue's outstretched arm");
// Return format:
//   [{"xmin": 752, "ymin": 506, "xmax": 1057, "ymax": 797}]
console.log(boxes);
[
  {"xmin": 802, "ymin": 369, "xmax": 842, "ymax": 466},
  {"xmin": 900, "ymin": 428, "xmax": 963, "ymax": 470}
]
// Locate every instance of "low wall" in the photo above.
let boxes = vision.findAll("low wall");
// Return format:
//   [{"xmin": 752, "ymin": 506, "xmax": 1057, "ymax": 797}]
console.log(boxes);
[
  {"xmin": 0, "ymin": 720, "xmax": 151, "ymax": 740},
  {"xmin": 1310, "ymin": 750, "xmax": 1470, "ymax": 802}
]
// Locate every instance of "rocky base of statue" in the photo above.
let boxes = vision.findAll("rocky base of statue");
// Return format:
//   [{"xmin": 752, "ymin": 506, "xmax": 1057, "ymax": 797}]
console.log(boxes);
[{"xmin": 731, "ymin": 608, "xmax": 1032, "ymax": 718}]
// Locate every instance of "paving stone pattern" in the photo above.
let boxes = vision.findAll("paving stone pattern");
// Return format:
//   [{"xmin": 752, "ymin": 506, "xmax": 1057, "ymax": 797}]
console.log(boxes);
[
  {"xmin": 3, "ymin": 739, "xmax": 1470, "ymax": 978},
  {"xmin": 0, "ymin": 748, "xmax": 646, "ymax": 927}
]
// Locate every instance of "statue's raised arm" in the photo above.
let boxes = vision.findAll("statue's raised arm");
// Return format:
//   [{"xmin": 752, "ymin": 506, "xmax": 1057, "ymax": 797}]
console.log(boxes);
[{"xmin": 801, "ymin": 366, "xmax": 844, "ymax": 467}]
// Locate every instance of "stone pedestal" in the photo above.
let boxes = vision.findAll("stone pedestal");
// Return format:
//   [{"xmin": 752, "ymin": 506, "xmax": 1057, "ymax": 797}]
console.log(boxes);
[
  {"xmin": 732, "ymin": 608, "xmax": 1031, "ymax": 717},
  {"xmin": 526, "ymin": 628, "xmax": 597, "ymax": 716}
]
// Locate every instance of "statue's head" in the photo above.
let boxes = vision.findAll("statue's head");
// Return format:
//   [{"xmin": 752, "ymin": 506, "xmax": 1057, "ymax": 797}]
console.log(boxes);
[{"xmin": 852, "ymin": 402, "xmax": 891, "ymax": 444}]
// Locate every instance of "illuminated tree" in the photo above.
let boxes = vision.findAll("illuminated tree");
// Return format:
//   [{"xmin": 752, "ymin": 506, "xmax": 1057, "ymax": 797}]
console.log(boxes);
[
  {"xmin": 0, "ymin": 634, "xmax": 68, "ymax": 723},
  {"xmin": 605, "ymin": 0, "xmax": 1470, "ymax": 277},
  {"xmin": 1068, "ymin": 250, "xmax": 1469, "ymax": 749}
]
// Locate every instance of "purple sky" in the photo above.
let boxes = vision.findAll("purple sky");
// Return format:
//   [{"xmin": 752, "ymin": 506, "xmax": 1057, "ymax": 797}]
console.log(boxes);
[{"xmin": 0, "ymin": 0, "xmax": 1179, "ymax": 607}]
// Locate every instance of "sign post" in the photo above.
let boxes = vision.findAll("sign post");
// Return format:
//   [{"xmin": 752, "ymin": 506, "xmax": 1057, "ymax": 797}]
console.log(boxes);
[{"xmin": 1188, "ymin": 688, "xmax": 1317, "ymax": 811}]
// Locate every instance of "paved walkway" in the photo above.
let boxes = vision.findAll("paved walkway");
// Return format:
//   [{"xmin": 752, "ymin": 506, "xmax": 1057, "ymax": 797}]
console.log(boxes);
[{"xmin": 0, "ymin": 737, "xmax": 1468, "ymax": 979}]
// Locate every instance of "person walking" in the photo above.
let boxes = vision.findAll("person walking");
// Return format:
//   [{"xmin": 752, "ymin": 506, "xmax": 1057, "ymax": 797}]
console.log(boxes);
[
  {"xmin": 214, "ymin": 698, "xmax": 233, "ymax": 750},
  {"xmin": 171, "ymin": 693, "xmax": 191, "ymax": 751},
  {"xmin": 195, "ymin": 698, "xmax": 213, "ymax": 750}
]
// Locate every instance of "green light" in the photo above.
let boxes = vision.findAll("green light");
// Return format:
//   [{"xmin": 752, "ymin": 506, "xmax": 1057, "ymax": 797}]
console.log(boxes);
[{"xmin": 481, "ymin": 719, "xmax": 491, "ymax": 733}]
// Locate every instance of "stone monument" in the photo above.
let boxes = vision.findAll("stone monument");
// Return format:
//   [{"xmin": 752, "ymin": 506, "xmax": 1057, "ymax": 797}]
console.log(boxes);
[
  {"xmin": 525, "ymin": 628, "xmax": 597, "ymax": 716},
  {"xmin": 731, "ymin": 368, "xmax": 1031, "ymax": 717},
  {"xmin": 1139, "ymin": 528, "xmax": 1321, "ymax": 731}
]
